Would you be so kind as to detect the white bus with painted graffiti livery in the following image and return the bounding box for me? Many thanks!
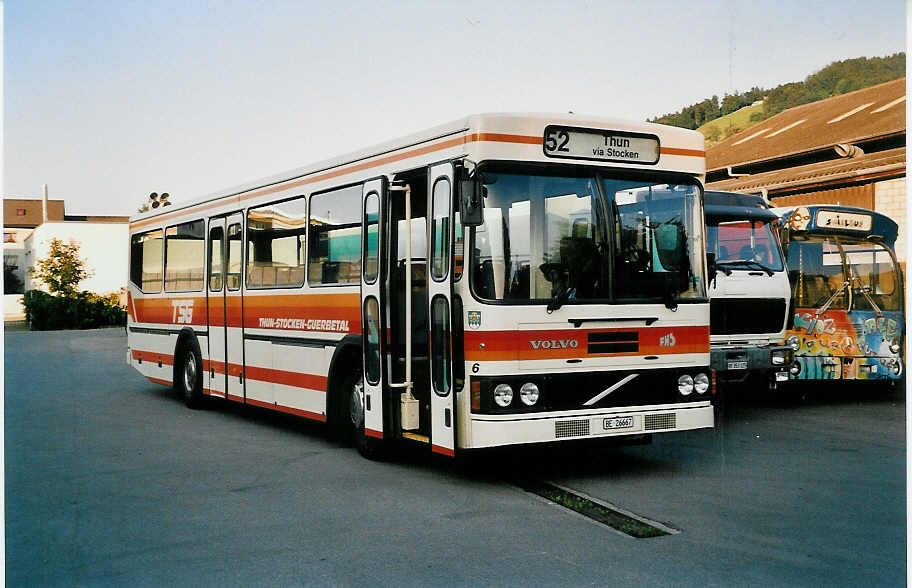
[127,113,714,459]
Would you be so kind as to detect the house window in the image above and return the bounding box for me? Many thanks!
[15,209,26,216]
[3,232,15,243]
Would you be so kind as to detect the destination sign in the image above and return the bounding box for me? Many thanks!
[816,210,872,232]
[543,126,659,164]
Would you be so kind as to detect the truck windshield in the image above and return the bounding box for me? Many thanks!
[470,168,706,305]
[706,219,784,272]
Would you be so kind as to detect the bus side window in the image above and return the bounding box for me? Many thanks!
[227,224,242,291]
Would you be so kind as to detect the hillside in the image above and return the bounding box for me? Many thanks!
[697,103,763,147]
[650,53,905,142]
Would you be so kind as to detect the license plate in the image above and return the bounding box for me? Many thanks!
[603,416,635,430]
[727,361,748,370]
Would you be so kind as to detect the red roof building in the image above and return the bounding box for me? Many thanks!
[705,78,906,261]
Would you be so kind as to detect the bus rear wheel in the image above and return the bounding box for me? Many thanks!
[177,338,204,409]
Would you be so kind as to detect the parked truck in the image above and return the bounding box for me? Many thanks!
[704,191,792,390]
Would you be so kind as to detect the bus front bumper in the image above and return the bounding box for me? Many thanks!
[467,402,713,449]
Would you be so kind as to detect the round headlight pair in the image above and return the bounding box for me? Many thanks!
[493,383,540,407]
[678,373,709,396]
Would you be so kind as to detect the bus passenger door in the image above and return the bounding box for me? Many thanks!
[361,178,387,439]
[206,218,227,398]
[225,215,245,402]
[427,163,456,456]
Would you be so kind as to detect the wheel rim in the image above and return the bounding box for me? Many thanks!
[183,350,198,394]
[349,376,364,429]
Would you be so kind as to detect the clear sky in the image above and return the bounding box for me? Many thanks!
[3,1,906,216]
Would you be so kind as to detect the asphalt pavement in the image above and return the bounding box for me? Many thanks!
[4,328,906,586]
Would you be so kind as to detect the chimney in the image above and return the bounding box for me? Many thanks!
[42,184,48,224]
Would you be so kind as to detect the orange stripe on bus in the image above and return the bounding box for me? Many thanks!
[130,131,703,230]
[660,146,705,157]
[432,445,455,457]
[245,398,327,422]
[146,376,172,387]
[244,366,328,391]
[464,326,709,361]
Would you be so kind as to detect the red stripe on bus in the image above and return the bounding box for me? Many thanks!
[463,326,709,361]
[244,398,327,422]
[432,445,455,457]
[146,376,172,387]
[660,146,705,157]
[227,393,244,403]
[243,366,328,391]
[364,428,384,439]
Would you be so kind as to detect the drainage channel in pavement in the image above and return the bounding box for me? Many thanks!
[515,479,679,539]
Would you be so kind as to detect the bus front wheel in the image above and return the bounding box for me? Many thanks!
[340,366,386,460]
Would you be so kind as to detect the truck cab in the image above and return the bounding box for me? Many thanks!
[704,191,792,389]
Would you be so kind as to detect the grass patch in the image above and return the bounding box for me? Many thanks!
[518,479,671,538]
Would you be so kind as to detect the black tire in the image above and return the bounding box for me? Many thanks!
[339,364,387,460]
[177,338,204,409]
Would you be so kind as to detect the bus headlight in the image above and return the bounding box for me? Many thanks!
[519,382,540,406]
[789,361,802,375]
[493,383,514,408]
[677,374,694,396]
[890,341,901,355]
[694,372,709,394]
[787,335,800,351]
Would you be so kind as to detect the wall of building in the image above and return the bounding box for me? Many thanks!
[874,177,906,264]
[24,222,129,295]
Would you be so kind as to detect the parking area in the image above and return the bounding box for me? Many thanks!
[5,328,906,586]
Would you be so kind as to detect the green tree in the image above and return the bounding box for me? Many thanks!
[29,238,94,297]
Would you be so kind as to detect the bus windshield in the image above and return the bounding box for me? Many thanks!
[786,235,901,312]
[470,169,705,305]
[707,219,784,272]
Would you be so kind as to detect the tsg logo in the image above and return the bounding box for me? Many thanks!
[529,339,579,350]
[171,299,194,324]
[659,333,677,347]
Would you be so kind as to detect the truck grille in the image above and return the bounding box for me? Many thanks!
[710,298,786,335]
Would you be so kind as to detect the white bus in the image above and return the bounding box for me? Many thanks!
[127,113,714,459]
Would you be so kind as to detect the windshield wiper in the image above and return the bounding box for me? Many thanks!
[716,259,774,276]
[546,286,575,314]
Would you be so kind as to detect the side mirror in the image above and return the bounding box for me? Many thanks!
[459,180,484,227]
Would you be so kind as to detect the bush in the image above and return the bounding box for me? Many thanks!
[23,290,127,331]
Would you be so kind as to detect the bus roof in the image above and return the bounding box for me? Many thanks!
[131,112,705,224]
[772,204,898,245]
